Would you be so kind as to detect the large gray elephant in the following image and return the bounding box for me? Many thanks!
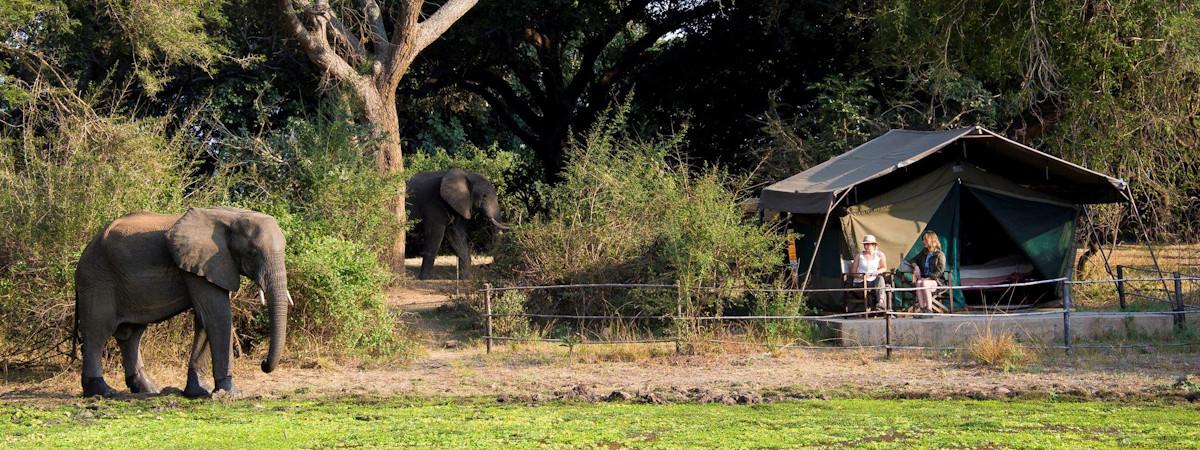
[407,168,508,279]
[74,207,291,397]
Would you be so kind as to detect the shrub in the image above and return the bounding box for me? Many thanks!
[749,289,816,351]
[492,104,787,318]
[265,213,418,358]
[0,86,221,366]
[219,96,419,359]
[489,290,533,340]
[218,96,403,258]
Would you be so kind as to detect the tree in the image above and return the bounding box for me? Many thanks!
[419,0,720,180]
[278,0,479,273]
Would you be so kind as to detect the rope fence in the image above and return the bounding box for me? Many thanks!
[479,275,1200,357]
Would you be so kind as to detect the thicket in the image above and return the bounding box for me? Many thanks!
[492,106,791,321]
[214,97,419,359]
[0,84,217,365]
[0,83,420,366]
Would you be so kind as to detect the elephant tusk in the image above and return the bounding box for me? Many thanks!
[491,217,511,231]
[287,291,294,307]
[258,289,266,306]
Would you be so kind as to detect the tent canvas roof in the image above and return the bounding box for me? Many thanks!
[759,126,1127,214]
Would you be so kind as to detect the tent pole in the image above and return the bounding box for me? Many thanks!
[800,190,850,291]
[1122,186,1171,295]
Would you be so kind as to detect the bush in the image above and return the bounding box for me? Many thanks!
[219,96,418,359]
[749,289,816,351]
[492,104,787,318]
[0,86,220,366]
[489,290,533,340]
[264,213,418,358]
[218,99,404,258]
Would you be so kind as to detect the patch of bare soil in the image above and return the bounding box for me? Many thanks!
[6,345,1200,405]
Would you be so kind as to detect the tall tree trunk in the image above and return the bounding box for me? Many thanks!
[363,90,407,276]
[279,0,479,280]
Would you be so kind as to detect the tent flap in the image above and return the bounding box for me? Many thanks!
[967,188,1078,280]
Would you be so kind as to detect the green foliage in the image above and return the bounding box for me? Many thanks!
[221,95,403,258]
[489,290,533,340]
[749,288,815,350]
[218,95,415,358]
[494,104,785,316]
[271,212,416,357]
[3,398,1200,448]
[872,0,1200,238]
[406,144,520,198]
[0,86,219,364]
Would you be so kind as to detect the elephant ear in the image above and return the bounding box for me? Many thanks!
[167,208,241,291]
[440,168,473,220]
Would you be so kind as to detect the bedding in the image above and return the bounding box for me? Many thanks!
[959,255,1035,286]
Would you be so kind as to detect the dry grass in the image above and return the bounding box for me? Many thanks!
[965,327,1036,371]
[1074,243,1199,310]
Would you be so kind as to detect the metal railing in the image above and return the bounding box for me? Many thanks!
[480,276,1200,357]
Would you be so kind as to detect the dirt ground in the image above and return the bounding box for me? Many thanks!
[4,255,1200,405]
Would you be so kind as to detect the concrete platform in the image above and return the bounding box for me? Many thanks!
[812,312,1178,347]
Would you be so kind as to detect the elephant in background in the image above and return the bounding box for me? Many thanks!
[74,207,292,397]
[407,168,509,279]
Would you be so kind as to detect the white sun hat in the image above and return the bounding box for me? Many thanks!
[861,235,878,245]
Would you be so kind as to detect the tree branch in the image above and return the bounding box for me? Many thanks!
[326,10,367,64]
[462,69,544,127]
[415,0,481,53]
[278,0,364,85]
[564,0,653,102]
[362,0,388,57]
[460,81,541,146]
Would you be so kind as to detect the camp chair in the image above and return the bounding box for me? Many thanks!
[893,259,952,313]
[840,260,893,313]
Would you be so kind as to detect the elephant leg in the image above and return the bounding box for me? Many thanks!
[183,313,212,398]
[115,324,158,394]
[79,327,116,397]
[447,222,472,279]
[185,276,235,394]
[77,289,117,397]
[418,220,446,280]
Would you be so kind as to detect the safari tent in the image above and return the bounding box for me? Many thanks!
[759,126,1128,310]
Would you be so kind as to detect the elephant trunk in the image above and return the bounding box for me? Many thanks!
[260,254,290,374]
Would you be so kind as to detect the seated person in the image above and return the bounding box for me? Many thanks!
[849,235,887,309]
[909,230,947,314]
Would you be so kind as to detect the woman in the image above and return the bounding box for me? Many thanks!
[849,235,887,309]
[909,230,947,315]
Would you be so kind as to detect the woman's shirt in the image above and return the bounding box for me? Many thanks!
[855,250,883,281]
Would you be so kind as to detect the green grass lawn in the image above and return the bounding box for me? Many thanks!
[3,397,1198,449]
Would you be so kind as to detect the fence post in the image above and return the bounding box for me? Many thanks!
[676,282,686,355]
[884,311,892,360]
[1062,281,1072,355]
[1116,265,1127,310]
[1174,272,1185,331]
[675,302,683,354]
[484,283,493,354]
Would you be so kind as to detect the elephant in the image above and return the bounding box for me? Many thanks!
[407,168,509,280]
[73,207,292,397]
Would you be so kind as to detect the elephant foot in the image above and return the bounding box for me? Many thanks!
[81,377,115,398]
[213,377,236,396]
[125,374,159,394]
[183,371,211,398]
